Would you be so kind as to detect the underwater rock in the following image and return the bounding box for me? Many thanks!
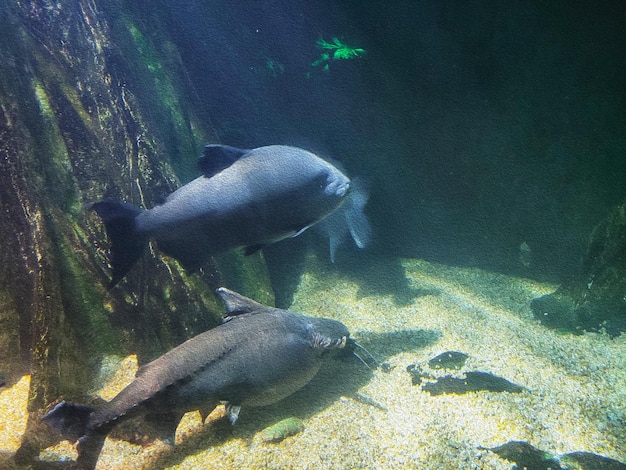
[421,371,525,395]
[2,1,274,464]
[559,451,626,470]
[480,441,561,469]
[531,199,626,335]
[259,417,305,443]
[428,351,468,370]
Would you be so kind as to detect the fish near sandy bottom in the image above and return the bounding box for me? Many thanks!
[91,144,357,288]
[41,287,357,469]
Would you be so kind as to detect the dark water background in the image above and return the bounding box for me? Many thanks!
[106,0,626,282]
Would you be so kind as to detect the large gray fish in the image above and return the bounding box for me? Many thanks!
[91,145,356,287]
[42,288,370,469]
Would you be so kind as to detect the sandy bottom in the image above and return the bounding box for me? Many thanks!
[2,257,625,469]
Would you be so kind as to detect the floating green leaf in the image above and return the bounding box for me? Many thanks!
[311,37,366,71]
[316,37,366,60]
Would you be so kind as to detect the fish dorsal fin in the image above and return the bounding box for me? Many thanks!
[198,145,250,178]
[215,287,266,316]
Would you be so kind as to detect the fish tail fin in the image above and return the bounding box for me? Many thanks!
[42,401,108,469]
[89,200,145,288]
[41,401,94,442]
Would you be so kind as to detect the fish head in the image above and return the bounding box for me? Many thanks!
[305,317,351,357]
[322,167,350,199]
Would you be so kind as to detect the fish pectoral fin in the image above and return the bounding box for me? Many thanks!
[156,238,210,271]
[199,144,250,178]
[220,402,241,425]
[290,226,310,238]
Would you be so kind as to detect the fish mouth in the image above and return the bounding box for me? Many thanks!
[324,175,350,198]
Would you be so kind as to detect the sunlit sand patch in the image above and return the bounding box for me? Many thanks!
[21,258,626,468]
[0,375,30,453]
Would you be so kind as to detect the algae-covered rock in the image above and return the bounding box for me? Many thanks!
[0,1,272,465]
[532,200,626,335]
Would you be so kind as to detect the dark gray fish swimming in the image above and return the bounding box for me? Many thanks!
[91,145,357,288]
[42,287,359,469]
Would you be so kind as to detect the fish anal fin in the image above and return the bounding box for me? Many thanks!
[199,145,250,178]
[143,410,184,444]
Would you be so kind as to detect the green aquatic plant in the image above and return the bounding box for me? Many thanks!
[317,37,366,60]
[265,59,285,75]
[311,37,366,71]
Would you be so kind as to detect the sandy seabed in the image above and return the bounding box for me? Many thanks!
[2,258,625,469]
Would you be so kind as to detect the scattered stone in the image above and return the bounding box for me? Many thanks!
[259,417,305,443]
[428,351,468,370]
[531,199,626,336]
[349,392,387,411]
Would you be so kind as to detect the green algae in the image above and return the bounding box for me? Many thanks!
[259,417,305,443]
[31,78,81,214]
[0,4,278,464]
[119,16,201,179]
[214,251,275,307]
[317,37,366,60]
